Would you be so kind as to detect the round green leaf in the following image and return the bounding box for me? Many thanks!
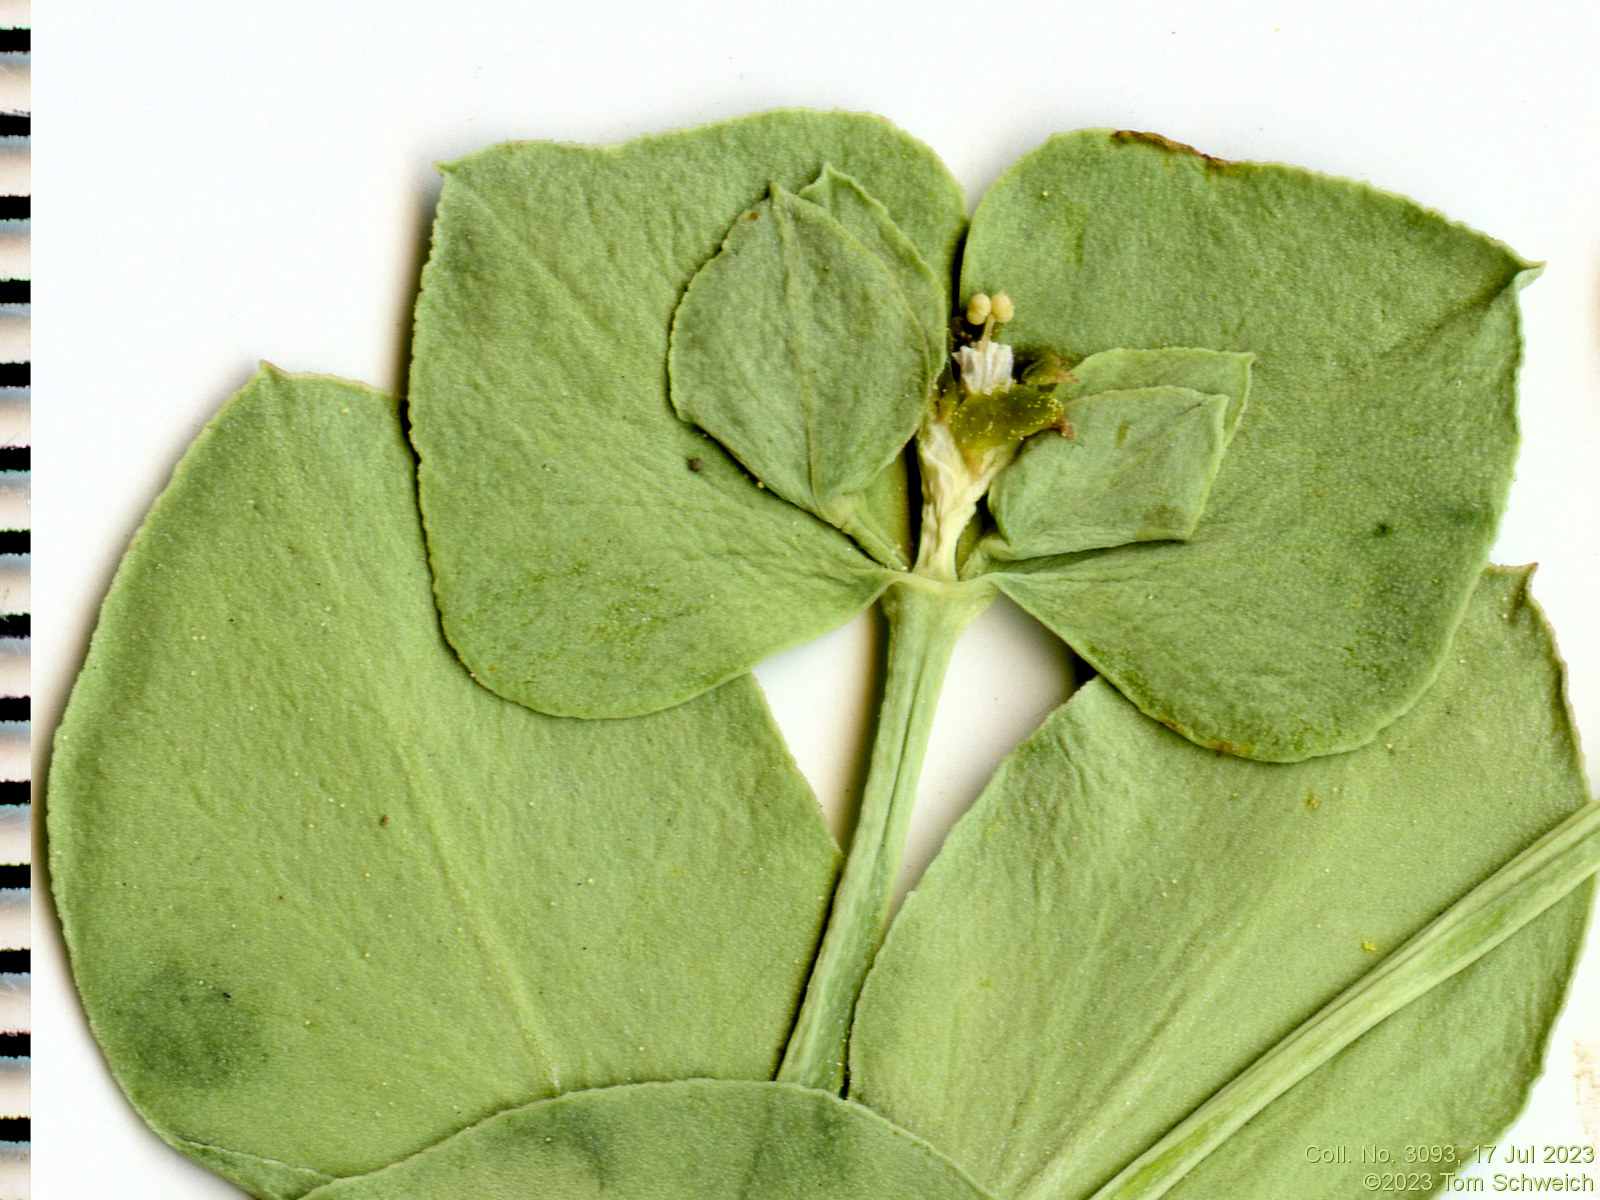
[850,568,1590,1200]
[49,370,840,1198]
[963,131,1533,760]
[409,110,966,718]
[669,186,930,558]
[301,1081,997,1200]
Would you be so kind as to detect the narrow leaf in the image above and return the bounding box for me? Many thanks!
[1092,794,1600,1200]
[850,567,1591,1200]
[850,451,916,572]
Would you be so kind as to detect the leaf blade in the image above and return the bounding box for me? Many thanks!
[409,111,966,716]
[302,1081,999,1200]
[49,370,841,1195]
[965,131,1531,759]
[986,386,1229,559]
[1051,347,1253,442]
[799,163,950,378]
[668,186,931,548]
[850,567,1591,1200]
[1091,795,1600,1200]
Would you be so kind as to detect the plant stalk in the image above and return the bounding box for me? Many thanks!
[1079,796,1600,1200]
[778,575,993,1093]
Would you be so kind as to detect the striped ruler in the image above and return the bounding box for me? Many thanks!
[0,18,27,1197]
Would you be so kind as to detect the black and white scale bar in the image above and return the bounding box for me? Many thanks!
[0,17,28,1165]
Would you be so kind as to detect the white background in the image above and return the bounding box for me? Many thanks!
[32,2,1600,1195]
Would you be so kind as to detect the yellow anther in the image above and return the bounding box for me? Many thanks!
[990,291,1015,323]
[965,293,992,325]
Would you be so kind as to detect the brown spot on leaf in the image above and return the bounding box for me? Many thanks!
[1111,130,1233,169]
[687,457,704,472]
[379,814,391,827]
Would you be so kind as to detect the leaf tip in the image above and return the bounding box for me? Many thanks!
[1511,261,1546,290]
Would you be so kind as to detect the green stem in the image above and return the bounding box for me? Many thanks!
[778,575,994,1093]
[1080,796,1600,1200]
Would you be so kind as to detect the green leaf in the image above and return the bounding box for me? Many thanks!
[1049,347,1253,441]
[851,451,916,573]
[850,568,1591,1200]
[1091,792,1600,1200]
[669,185,931,564]
[794,164,954,568]
[985,387,1229,560]
[409,110,966,717]
[798,164,950,378]
[963,131,1534,760]
[301,1081,998,1200]
[48,370,840,1198]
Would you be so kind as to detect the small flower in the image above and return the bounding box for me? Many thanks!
[955,291,1017,395]
[953,340,1014,396]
